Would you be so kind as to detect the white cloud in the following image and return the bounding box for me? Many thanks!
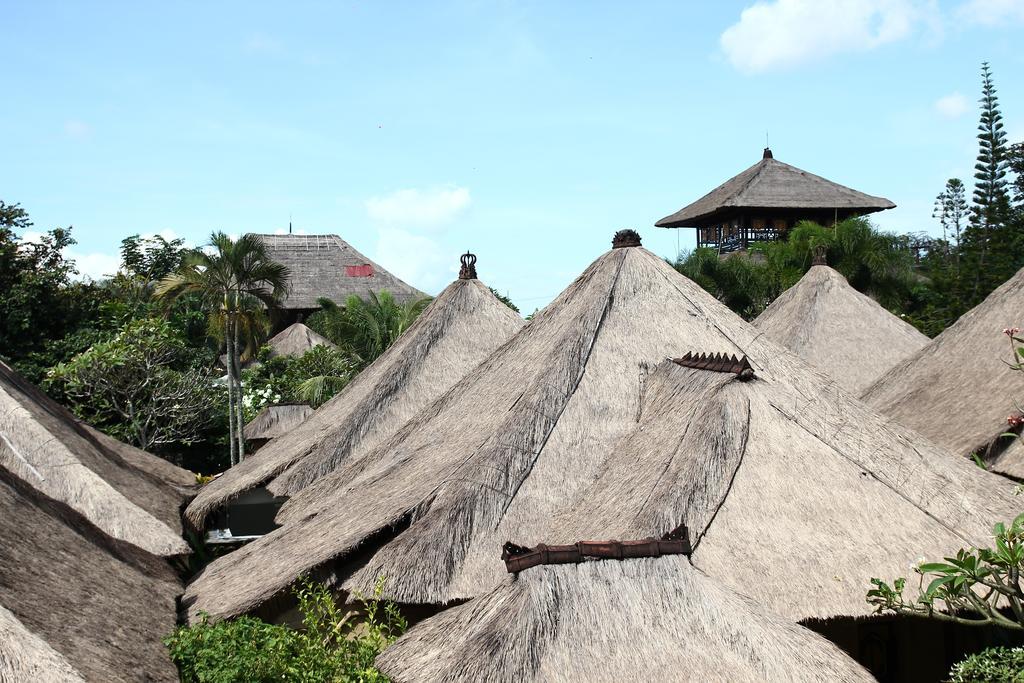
[64,120,92,140]
[720,0,939,74]
[365,186,471,230]
[68,250,121,280]
[374,228,449,293]
[935,92,969,118]
[956,0,1024,25]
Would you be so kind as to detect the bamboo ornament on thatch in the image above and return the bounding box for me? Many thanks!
[501,524,691,574]
[184,255,524,531]
[182,233,1017,627]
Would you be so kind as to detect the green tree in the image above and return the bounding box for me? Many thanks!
[488,287,520,313]
[46,319,220,454]
[934,178,969,263]
[157,233,290,466]
[307,291,431,370]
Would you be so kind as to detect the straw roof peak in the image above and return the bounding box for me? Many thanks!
[754,264,928,394]
[266,322,336,359]
[0,361,193,556]
[182,243,1015,624]
[184,274,524,531]
[862,264,1024,478]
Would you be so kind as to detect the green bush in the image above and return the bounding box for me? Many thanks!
[950,647,1024,682]
[165,579,406,682]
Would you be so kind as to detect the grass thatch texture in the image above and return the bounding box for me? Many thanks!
[266,322,337,359]
[242,403,314,442]
[0,464,182,682]
[376,556,874,683]
[183,246,1016,623]
[0,362,191,556]
[755,265,928,394]
[0,605,85,683]
[861,265,1024,478]
[184,278,523,530]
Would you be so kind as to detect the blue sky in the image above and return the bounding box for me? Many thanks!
[3,1,1023,311]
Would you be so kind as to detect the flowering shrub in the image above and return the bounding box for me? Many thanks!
[165,578,405,683]
[949,647,1024,682]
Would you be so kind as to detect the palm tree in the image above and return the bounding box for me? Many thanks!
[310,291,431,369]
[156,232,290,466]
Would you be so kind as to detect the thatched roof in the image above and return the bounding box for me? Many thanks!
[862,265,1024,479]
[0,361,193,556]
[377,556,873,683]
[655,150,895,228]
[0,463,181,682]
[182,242,1015,622]
[243,403,314,442]
[254,233,426,310]
[266,322,337,359]
[754,264,929,394]
[184,274,524,531]
[0,605,85,682]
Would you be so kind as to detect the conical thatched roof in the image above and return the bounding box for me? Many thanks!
[266,322,337,359]
[184,273,524,531]
[862,266,1024,479]
[243,403,315,442]
[655,150,895,228]
[0,463,181,682]
[377,556,873,683]
[183,241,1014,622]
[0,361,192,556]
[754,264,929,394]
[254,233,426,310]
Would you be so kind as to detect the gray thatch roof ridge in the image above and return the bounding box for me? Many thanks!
[252,233,426,310]
[376,556,874,683]
[0,605,85,682]
[266,322,337,359]
[655,152,895,228]
[243,403,314,441]
[862,264,1024,479]
[754,264,929,394]
[0,463,181,682]
[0,361,191,556]
[181,243,1015,623]
[183,276,524,531]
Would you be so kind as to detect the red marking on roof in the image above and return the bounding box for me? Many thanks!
[345,264,374,277]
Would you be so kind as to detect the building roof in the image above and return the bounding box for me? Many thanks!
[181,239,1015,623]
[0,361,193,556]
[243,403,315,442]
[377,556,873,683]
[655,149,896,228]
[184,266,524,531]
[0,463,181,682]
[862,265,1024,479]
[754,265,929,394]
[266,322,337,359]
[254,233,426,310]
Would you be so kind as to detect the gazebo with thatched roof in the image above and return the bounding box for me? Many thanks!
[754,259,929,394]
[243,403,315,452]
[862,265,1024,479]
[0,361,194,556]
[0,462,181,682]
[655,148,895,253]
[181,229,1014,657]
[184,252,524,533]
[253,233,426,324]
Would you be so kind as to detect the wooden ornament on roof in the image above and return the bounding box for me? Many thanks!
[501,525,691,574]
[458,252,478,280]
[671,352,754,380]
[612,229,642,249]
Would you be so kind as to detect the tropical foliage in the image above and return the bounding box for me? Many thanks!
[157,233,290,466]
[165,578,406,683]
[949,647,1024,683]
[307,291,431,370]
[241,344,357,420]
[45,319,222,454]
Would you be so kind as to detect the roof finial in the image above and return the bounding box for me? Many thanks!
[811,244,827,266]
[612,229,642,249]
[289,214,293,234]
[459,251,478,280]
[763,146,773,160]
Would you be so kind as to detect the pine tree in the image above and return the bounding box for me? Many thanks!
[972,62,1011,230]
[934,178,968,262]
